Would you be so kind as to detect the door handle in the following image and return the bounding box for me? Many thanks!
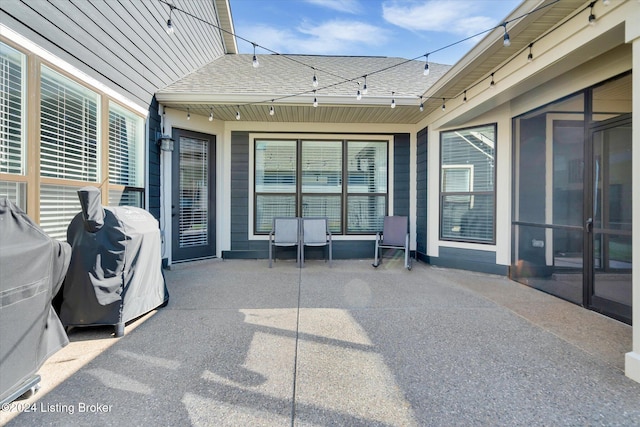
[585,217,593,232]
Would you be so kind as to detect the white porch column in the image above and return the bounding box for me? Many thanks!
[625,18,640,384]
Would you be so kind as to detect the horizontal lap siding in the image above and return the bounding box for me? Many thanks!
[393,134,410,217]
[147,98,161,220]
[416,127,427,260]
[1,0,225,108]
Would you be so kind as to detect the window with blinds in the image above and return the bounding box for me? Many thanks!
[254,138,388,235]
[39,184,83,241]
[255,140,297,233]
[108,102,143,187]
[440,124,496,243]
[40,65,99,181]
[346,141,387,233]
[0,180,26,210]
[0,42,26,176]
[179,137,209,248]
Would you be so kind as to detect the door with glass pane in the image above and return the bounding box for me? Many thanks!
[586,117,632,323]
[171,129,215,262]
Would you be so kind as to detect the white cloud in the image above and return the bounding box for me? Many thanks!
[382,0,501,36]
[243,20,389,55]
[304,0,362,14]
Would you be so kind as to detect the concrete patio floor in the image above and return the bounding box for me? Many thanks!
[2,258,639,426]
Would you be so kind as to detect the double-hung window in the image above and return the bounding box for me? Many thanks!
[39,65,100,240]
[440,124,496,243]
[254,138,388,235]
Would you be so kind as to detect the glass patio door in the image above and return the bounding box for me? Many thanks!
[586,118,632,323]
[171,129,216,262]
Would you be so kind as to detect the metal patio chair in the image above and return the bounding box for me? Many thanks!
[269,217,301,267]
[372,216,411,270]
[301,217,332,267]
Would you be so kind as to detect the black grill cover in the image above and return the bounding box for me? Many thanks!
[59,187,168,334]
[0,198,70,404]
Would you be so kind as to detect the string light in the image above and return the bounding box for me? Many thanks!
[356,88,362,101]
[419,96,424,112]
[463,90,467,103]
[187,107,190,120]
[441,98,446,111]
[313,90,318,107]
[209,107,213,121]
[159,0,588,118]
[502,23,511,47]
[270,100,275,116]
[252,43,259,68]
[390,92,395,109]
[236,108,240,120]
[166,5,175,35]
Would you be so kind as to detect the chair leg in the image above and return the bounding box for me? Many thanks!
[328,241,332,267]
[269,242,273,268]
[300,244,304,268]
[372,238,380,267]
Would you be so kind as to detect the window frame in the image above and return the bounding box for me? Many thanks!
[251,135,392,237]
[0,37,146,240]
[439,123,497,244]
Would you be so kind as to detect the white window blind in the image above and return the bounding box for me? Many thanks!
[346,141,387,233]
[255,140,296,193]
[301,141,342,193]
[0,180,26,210]
[179,137,209,248]
[40,65,99,181]
[0,42,26,175]
[440,125,496,243]
[39,184,83,241]
[109,102,143,188]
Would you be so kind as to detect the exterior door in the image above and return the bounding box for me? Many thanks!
[171,129,216,262]
[585,117,632,323]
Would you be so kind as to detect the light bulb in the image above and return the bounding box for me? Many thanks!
[463,91,467,103]
[362,76,368,95]
[166,19,174,35]
[313,97,318,108]
[269,105,275,116]
[503,32,510,47]
[419,103,424,112]
[312,73,318,88]
[391,99,395,109]
[209,109,213,121]
[236,110,240,120]
[490,74,495,89]
[187,108,190,120]
[356,89,362,101]
[423,62,429,76]
[441,99,446,111]
[252,44,259,68]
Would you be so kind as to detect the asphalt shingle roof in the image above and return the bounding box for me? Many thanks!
[160,54,450,101]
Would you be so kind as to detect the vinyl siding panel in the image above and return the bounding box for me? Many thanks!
[416,127,428,259]
[393,133,410,217]
[1,0,226,108]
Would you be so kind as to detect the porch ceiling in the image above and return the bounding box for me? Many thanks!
[421,0,589,113]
